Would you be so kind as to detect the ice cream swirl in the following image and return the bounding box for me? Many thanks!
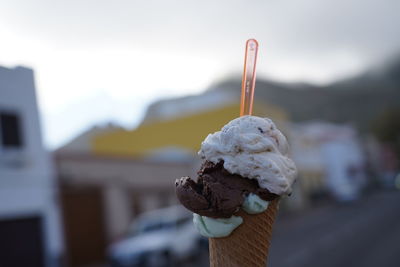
[199,115,297,195]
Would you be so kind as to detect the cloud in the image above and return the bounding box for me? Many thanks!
[2,0,399,59]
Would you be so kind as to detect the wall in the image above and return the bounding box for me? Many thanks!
[92,102,288,157]
[0,66,63,267]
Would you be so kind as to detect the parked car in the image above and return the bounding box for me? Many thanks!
[108,205,207,267]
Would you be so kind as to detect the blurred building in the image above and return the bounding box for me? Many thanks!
[290,121,367,203]
[0,66,64,267]
[55,90,288,266]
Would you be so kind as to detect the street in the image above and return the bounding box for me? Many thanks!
[268,190,400,267]
[103,190,400,267]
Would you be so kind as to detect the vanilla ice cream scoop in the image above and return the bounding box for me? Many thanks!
[199,115,297,195]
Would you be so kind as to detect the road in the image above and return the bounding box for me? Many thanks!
[268,190,400,267]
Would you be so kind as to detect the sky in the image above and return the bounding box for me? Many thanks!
[0,0,399,149]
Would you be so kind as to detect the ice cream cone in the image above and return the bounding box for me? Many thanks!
[209,198,279,267]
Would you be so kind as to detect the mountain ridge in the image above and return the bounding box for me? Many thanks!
[143,57,400,132]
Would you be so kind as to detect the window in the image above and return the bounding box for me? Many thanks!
[0,112,23,148]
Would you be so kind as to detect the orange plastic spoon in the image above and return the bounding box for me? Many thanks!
[240,39,259,116]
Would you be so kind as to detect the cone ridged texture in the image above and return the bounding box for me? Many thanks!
[209,199,279,267]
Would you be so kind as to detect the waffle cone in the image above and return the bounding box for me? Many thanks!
[209,198,279,267]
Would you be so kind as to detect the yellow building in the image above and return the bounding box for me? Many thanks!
[92,102,288,157]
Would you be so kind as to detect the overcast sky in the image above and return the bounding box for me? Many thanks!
[1,0,399,148]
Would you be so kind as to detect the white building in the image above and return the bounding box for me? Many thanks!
[0,66,63,267]
[290,121,366,202]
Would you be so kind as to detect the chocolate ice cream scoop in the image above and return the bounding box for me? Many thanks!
[175,161,278,218]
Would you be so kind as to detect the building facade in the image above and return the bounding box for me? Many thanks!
[290,121,367,203]
[0,66,64,267]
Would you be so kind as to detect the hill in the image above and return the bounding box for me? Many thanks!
[143,57,400,133]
